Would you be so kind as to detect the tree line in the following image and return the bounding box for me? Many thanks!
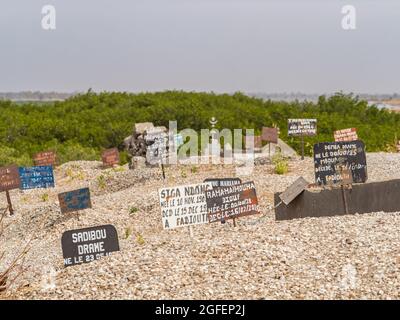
[1,91,399,166]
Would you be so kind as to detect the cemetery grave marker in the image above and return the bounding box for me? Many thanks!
[158,182,213,230]
[58,187,92,214]
[33,151,57,167]
[288,119,317,160]
[279,177,309,205]
[206,181,260,223]
[61,224,120,267]
[19,166,55,190]
[0,165,20,215]
[313,140,367,186]
[334,128,358,142]
[146,129,169,179]
[101,148,120,167]
[262,127,279,157]
[203,178,242,226]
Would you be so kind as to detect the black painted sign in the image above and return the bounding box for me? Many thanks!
[205,181,260,223]
[288,119,317,136]
[61,224,120,267]
[313,140,367,185]
[203,178,242,188]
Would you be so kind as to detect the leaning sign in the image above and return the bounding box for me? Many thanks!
[313,140,367,185]
[61,224,120,267]
[205,181,260,223]
[58,187,92,214]
[158,182,212,229]
[19,166,55,190]
[288,119,317,136]
[334,128,358,142]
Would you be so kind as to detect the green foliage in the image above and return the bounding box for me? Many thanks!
[0,91,399,166]
[272,152,289,175]
[129,206,138,215]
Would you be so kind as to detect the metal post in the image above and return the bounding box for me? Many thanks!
[301,135,305,160]
[341,185,349,215]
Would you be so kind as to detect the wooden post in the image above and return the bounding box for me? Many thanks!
[341,185,349,215]
[161,163,166,180]
[5,190,14,215]
[301,135,305,160]
[233,217,237,227]
[189,225,194,238]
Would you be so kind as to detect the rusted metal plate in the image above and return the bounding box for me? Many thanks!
[279,177,309,205]
[288,119,317,136]
[206,181,260,223]
[101,148,120,167]
[61,224,120,267]
[262,127,278,144]
[334,128,358,142]
[245,135,262,149]
[314,140,367,185]
[0,165,21,192]
[34,151,56,166]
[58,187,92,214]
[275,179,400,221]
[158,182,213,229]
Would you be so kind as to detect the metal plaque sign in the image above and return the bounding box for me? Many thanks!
[33,151,56,167]
[58,187,92,214]
[0,165,21,192]
[313,140,367,185]
[158,182,213,229]
[334,128,358,142]
[206,181,260,223]
[262,127,278,144]
[203,178,242,188]
[61,224,120,267]
[288,119,317,136]
[245,135,262,149]
[279,177,309,205]
[19,166,55,190]
[101,148,120,167]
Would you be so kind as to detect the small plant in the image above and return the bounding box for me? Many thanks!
[112,166,125,173]
[129,207,139,215]
[136,233,145,245]
[181,170,187,178]
[190,166,198,174]
[272,152,289,175]
[97,174,107,190]
[41,193,49,202]
[124,227,132,239]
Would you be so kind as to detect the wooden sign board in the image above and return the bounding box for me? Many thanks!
[279,177,309,205]
[0,165,21,192]
[245,135,262,149]
[262,127,278,144]
[33,151,56,167]
[203,178,242,188]
[19,166,55,190]
[158,182,213,229]
[313,140,367,186]
[334,128,358,142]
[58,187,92,214]
[288,119,317,136]
[101,148,120,167]
[206,181,260,223]
[61,225,120,267]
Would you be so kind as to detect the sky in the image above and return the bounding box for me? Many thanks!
[0,0,399,94]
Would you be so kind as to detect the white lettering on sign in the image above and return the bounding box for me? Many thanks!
[72,229,107,243]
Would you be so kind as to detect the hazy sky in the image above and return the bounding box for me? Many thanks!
[1,0,399,93]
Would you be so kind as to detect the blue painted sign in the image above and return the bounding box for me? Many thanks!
[58,188,92,214]
[19,166,55,190]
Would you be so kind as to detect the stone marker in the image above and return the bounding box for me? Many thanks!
[61,224,120,267]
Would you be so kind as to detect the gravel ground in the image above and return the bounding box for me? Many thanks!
[1,153,400,299]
